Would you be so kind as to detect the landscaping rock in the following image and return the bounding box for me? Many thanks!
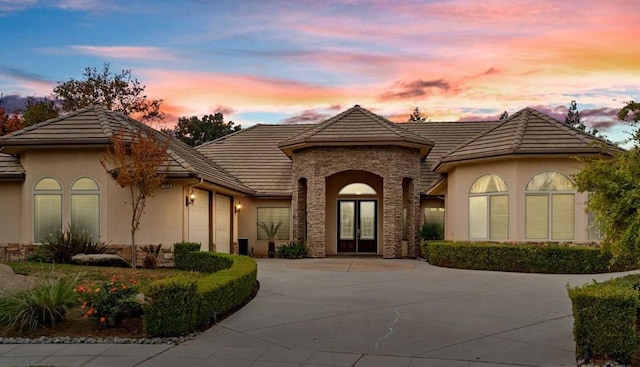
[0,264,35,292]
[71,253,130,267]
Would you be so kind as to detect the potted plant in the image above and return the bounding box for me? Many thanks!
[258,221,282,258]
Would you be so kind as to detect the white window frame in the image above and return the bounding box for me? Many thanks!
[257,207,291,241]
[71,177,101,241]
[525,171,575,241]
[33,177,63,244]
[468,174,509,240]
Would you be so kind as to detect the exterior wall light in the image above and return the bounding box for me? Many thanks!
[235,202,242,213]
[186,191,196,206]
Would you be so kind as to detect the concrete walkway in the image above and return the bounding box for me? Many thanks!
[0,258,634,367]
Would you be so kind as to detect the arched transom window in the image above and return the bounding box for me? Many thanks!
[34,177,62,243]
[525,171,575,241]
[71,177,100,241]
[338,183,376,195]
[469,174,509,240]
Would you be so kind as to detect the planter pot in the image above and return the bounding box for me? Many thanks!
[268,241,276,258]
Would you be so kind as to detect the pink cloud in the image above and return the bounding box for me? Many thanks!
[281,109,329,124]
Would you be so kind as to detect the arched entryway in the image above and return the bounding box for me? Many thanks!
[326,171,383,255]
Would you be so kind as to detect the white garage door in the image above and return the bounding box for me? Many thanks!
[188,188,210,251]
[215,194,231,253]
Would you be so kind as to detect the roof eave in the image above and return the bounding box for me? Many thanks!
[0,174,25,181]
[433,148,614,172]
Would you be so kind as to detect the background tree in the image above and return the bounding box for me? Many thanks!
[565,100,586,130]
[408,107,427,122]
[54,63,163,122]
[0,107,23,136]
[170,112,241,146]
[574,100,640,260]
[100,129,169,268]
[21,97,60,127]
[499,111,509,120]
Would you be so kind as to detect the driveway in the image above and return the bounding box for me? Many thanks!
[166,258,630,367]
[0,258,632,367]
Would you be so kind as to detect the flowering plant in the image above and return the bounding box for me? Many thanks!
[74,275,143,327]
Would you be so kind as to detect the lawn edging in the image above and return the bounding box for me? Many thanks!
[143,251,257,337]
[568,275,640,364]
[423,241,635,274]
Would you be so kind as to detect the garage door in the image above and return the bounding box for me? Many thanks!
[215,194,231,253]
[188,188,210,251]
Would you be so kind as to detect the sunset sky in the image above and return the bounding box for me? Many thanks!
[1,0,638,143]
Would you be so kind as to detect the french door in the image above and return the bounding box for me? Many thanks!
[338,200,377,253]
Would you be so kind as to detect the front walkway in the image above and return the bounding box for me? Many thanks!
[0,258,634,367]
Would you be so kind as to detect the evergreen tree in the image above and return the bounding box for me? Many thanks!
[408,107,427,122]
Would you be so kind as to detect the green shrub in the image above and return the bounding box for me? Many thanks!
[277,242,308,259]
[42,224,108,264]
[142,274,199,336]
[25,246,52,263]
[0,275,78,334]
[568,280,639,363]
[420,222,444,241]
[424,241,633,274]
[74,275,143,327]
[175,250,233,273]
[173,242,200,263]
[143,253,257,337]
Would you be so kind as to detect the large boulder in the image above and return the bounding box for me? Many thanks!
[0,264,35,292]
[71,253,130,268]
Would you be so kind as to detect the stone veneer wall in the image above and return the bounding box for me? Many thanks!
[291,146,422,259]
[0,243,177,267]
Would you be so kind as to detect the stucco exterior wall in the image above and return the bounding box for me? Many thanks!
[13,148,183,247]
[444,157,590,242]
[237,197,293,257]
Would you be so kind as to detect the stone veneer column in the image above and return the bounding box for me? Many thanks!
[405,178,419,258]
[306,176,326,257]
[383,178,403,258]
[291,178,307,245]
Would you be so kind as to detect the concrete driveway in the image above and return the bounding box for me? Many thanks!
[0,258,633,367]
[168,258,631,367]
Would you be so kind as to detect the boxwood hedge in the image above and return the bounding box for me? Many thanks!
[568,275,640,364]
[423,241,636,274]
[143,250,257,337]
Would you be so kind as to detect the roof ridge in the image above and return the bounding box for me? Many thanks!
[510,108,529,152]
[358,106,412,138]
[439,116,506,159]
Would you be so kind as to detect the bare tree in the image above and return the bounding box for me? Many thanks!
[100,129,169,267]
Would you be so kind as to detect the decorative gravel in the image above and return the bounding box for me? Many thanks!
[578,359,629,367]
[0,333,199,345]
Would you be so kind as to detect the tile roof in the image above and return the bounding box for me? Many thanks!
[197,124,309,197]
[278,105,434,157]
[0,153,24,180]
[0,106,252,194]
[433,107,619,171]
[403,121,499,191]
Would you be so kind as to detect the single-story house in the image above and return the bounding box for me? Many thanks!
[0,104,616,263]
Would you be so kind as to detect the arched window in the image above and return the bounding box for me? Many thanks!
[338,183,376,195]
[34,177,62,243]
[71,177,100,240]
[469,174,509,240]
[525,171,575,241]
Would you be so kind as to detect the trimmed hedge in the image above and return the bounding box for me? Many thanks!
[568,276,640,363]
[423,241,635,274]
[143,252,257,337]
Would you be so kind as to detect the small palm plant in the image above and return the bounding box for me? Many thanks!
[258,221,282,258]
